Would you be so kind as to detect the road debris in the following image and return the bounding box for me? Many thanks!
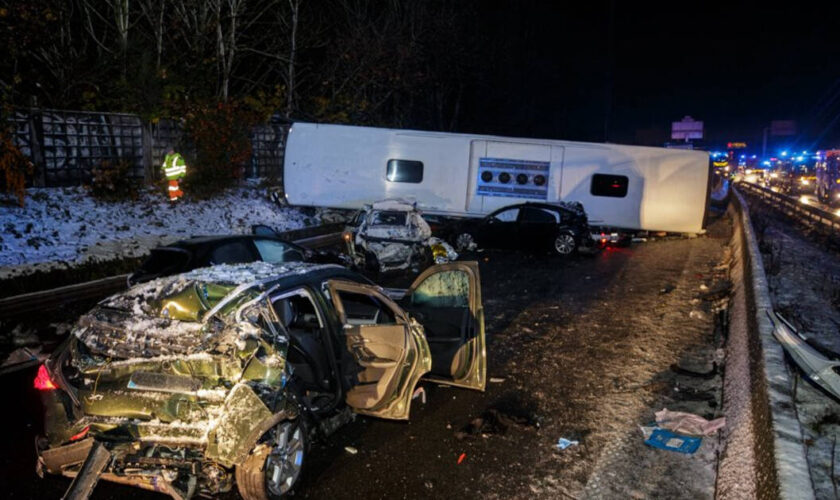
[489,377,506,383]
[344,446,359,455]
[644,428,702,454]
[555,438,579,450]
[689,310,706,320]
[655,409,725,436]
[457,453,466,465]
[412,386,427,404]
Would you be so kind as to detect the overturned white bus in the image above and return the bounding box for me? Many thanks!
[283,122,712,233]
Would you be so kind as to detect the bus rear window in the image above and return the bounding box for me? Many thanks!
[591,174,628,198]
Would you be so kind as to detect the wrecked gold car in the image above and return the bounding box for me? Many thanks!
[35,261,485,499]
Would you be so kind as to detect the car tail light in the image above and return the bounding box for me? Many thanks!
[34,364,57,391]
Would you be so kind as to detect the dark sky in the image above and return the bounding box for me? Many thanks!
[461,1,840,152]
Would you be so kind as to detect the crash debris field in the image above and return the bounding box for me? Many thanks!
[2,210,734,499]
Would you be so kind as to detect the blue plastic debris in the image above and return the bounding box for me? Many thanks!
[644,428,702,454]
[556,438,579,450]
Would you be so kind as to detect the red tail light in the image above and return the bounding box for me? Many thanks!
[34,364,57,391]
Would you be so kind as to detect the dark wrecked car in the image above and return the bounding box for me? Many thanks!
[36,261,486,499]
[128,231,340,285]
[444,202,598,255]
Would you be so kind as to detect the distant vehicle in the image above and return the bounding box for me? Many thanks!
[442,202,597,256]
[343,199,456,273]
[128,231,338,285]
[36,261,487,499]
[284,122,712,233]
[816,150,840,205]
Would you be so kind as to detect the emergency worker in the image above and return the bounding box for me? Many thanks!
[161,149,186,201]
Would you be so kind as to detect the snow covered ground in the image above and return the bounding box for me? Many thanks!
[0,184,315,279]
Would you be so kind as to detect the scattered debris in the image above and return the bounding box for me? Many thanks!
[344,446,359,455]
[659,284,676,295]
[771,312,840,400]
[489,377,506,383]
[455,407,539,440]
[457,453,466,465]
[689,310,706,320]
[412,386,427,404]
[555,438,579,450]
[655,409,725,436]
[644,428,702,454]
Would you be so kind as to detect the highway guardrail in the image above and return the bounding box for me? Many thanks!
[0,226,343,318]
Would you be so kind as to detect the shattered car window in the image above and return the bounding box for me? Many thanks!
[371,211,407,226]
[254,239,304,264]
[493,208,519,222]
[411,270,469,308]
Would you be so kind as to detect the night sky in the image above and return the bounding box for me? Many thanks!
[460,1,840,152]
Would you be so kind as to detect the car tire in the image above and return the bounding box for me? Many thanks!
[455,233,475,252]
[236,419,308,500]
[553,232,577,256]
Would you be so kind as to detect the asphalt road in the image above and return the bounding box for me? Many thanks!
[1,211,732,499]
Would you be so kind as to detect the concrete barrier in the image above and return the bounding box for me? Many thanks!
[716,188,814,499]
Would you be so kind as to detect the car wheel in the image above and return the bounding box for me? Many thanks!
[236,420,307,500]
[553,233,576,256]
[455,233,475,252]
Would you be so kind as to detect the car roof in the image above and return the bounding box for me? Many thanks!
[104,262,369,322]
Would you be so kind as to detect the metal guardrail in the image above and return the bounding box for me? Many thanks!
[0,227,343,318]
[736,181,840,239]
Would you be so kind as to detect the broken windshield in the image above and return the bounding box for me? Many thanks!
[371,211,407,226]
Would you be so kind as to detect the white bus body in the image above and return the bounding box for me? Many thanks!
[284,122,712,233]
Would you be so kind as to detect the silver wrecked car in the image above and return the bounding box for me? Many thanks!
[342,199,457,273]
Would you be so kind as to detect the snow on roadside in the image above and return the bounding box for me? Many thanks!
[0,184,314,279]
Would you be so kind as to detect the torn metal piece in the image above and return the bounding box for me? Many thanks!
[771,312,840,400]
[62,440,112,500]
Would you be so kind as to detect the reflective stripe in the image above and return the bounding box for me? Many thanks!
[168,186,180,191]
[165,167,186,175]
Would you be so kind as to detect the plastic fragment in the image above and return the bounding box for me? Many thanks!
[412,386,427,404]
[457,453,466,464]
[344,446,358,455]
[489,377,506,383]
[555,438,579,450]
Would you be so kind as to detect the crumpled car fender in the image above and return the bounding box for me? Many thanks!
[205,383,294,467]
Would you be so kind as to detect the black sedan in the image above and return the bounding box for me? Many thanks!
[128,233,336,285]
[445,202,597,256]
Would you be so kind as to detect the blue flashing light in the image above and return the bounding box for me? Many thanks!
[762,160,771,166]
[781,150,788,156]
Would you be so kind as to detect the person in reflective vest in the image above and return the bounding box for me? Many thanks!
[162,149,186,201]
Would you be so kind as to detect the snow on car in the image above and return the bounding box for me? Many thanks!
[35,260,486,499]
[342,199,457,273]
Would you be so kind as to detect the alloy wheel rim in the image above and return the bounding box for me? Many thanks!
[555,234,575,254]
[265,423,304,496]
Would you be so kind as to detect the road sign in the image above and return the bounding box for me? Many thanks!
[671,116,704,140]
[770,120,796,136]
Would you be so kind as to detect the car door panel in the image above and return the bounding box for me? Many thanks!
[402,262,486,391]
[327,280,431,420]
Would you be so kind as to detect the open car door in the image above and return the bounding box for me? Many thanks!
[327,280,432,420]
[402,262,486,391]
